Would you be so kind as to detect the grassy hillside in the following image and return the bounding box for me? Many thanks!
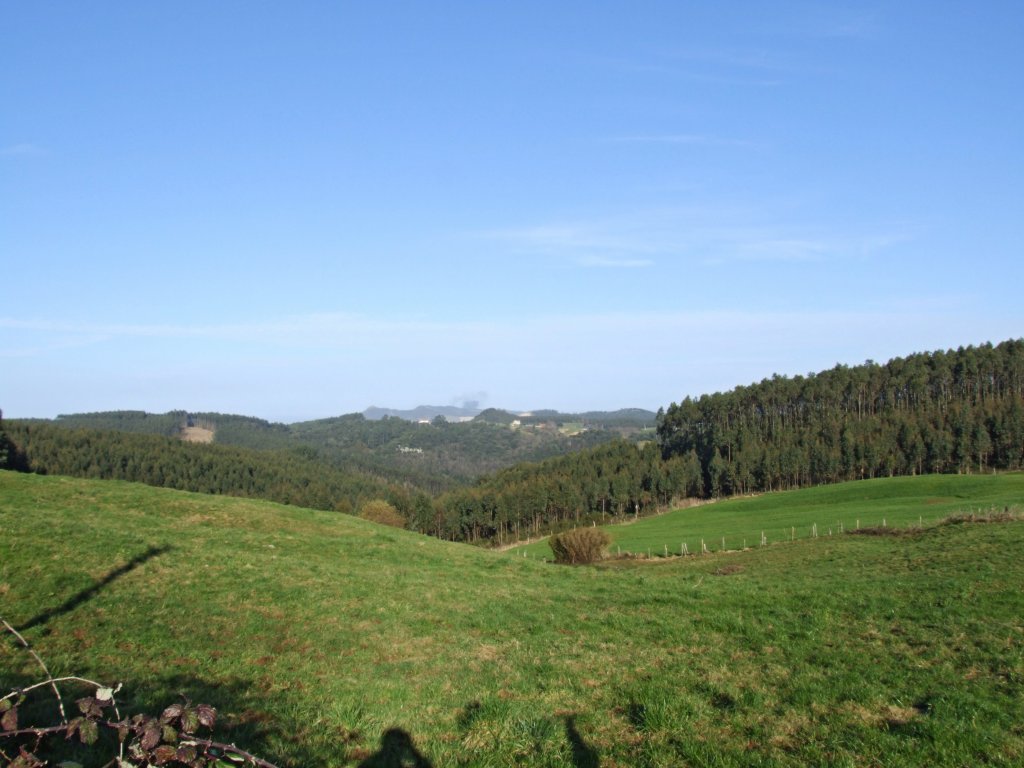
[2,471,1022,766]
[512,473,1024,559]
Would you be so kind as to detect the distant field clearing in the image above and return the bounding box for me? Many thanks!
[180,426,214,443]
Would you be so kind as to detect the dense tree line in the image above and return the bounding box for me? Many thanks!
[0,410,18,470]
[29,410,626,494]
[50,410,188,437]
[424,440,703,543]
[1,421,430,519]
[427,340,1024,544]
[474,407,657,429]
[7,341,1020,548]
[658,340,1024,495]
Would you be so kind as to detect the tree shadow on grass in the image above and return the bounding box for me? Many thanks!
[15,544,172,633]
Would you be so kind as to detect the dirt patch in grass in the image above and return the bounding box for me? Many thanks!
[940,508,1021,525]
[849,507,1021,537]
[848,526,922,537]
[836,701,924,730]
[180,426,215,443]
[475,644,500,662]
[883,704,922,728]
[713,565,744,576]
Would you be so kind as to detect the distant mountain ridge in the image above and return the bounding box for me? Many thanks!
[363,404,481,422]
[25,404,652,494]
[364,404,658,427]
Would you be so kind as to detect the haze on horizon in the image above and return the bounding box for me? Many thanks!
[2,2,1022,423]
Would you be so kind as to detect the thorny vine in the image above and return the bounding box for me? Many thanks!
[1,617,279,768]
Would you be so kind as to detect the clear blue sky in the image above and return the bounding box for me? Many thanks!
[3,2,1022,422]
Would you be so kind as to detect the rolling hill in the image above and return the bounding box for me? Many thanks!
[2,470,1022,766]
[39,407,647,493]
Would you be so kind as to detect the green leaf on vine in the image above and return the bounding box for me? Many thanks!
[78,719,99,746]
[181,709,200,733]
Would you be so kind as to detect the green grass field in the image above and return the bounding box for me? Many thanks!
[2,470,1023,766]
[511,473,1024,560]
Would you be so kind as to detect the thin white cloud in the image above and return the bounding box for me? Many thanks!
[576,256,654,268]
[760,10,880,41]
[605,44,791,87]
[734,238,831,262]
[4,305,1015,420]
[1,143,46,157]
[476,209,916,266]
[605,134,753,147]
[0,304,977,355]
[616,61,783,87]
[0,334,112,358]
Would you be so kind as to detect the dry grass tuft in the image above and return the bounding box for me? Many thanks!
[550,527,611,564]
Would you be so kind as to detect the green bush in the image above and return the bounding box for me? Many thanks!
[359,499,407,528]
[549,527,611,564]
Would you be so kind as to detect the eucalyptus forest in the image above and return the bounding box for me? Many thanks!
[3,339,1022,546]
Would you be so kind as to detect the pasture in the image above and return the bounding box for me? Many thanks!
[2,470,1022,766]
[511,473,1024,560]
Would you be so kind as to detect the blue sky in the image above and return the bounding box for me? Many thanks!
[3,2,1022,422]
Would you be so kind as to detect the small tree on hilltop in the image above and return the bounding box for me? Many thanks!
[549,528,610,565]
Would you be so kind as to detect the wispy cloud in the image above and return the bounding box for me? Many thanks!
[3,305,1008,419]
[604,134,753,148]
[615,60,783,87]
[759,10,880,41]
[0,305,977,356]
[478,222,664,256]
[605,44,791,87]
[476,209,916,267]
[1,143,46,157]
[576,256,654,268]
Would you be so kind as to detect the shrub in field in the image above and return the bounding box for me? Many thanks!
[359,499,406,528]
[549,528,610,564]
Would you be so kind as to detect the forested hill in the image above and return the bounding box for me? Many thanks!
[658,339,1024,494]
[1,420,429,518]
[428,340,1024,544]
[38,409,638,493]
[9,340,1021,547]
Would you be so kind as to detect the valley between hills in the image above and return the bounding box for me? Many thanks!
[2,339,1023,766]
